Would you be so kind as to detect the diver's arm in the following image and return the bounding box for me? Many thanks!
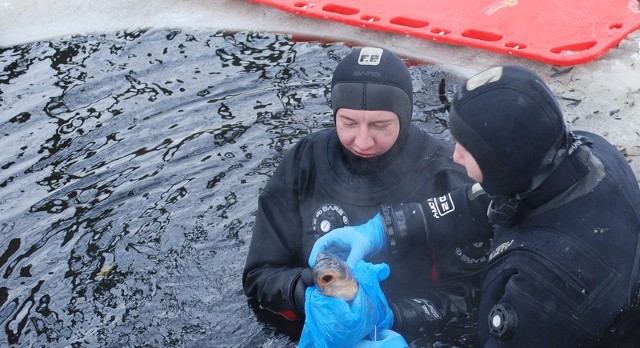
[242,143,312,320]
[390,282,481,341]
[381,184,490,339]
[242,188,310,320]
[308,184,493,270]
[381,183,492,254]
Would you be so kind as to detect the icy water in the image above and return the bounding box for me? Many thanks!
[0,28,469,347]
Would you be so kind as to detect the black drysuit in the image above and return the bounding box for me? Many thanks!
[390,131,640,346]
[480,132,640,346]
[242,124,493,340]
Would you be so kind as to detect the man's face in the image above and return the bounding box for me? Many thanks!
[453,142,483,183]
[335,108,400,158]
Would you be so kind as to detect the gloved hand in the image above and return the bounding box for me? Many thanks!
[389,298,444,340]
[354,329,409,348]
[298,260,394,348]
[309,213,386,268]
[293,268,314,316]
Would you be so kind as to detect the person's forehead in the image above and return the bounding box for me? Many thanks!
[336,108,399,120]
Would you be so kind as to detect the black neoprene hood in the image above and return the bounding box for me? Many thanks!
[330,47,413,142]
[449,65,567,197]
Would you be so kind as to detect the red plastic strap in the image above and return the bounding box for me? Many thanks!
[430,252,439,283]
[248,0,640,65]
[278,309,300,320]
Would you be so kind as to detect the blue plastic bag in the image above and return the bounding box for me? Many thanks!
[354,329,409,348]
[298,260,394,348]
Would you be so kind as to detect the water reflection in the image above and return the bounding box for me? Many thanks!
[0,28,465,347]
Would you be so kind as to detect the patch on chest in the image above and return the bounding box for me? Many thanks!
[456,240,491,264]
[312,204,350,235]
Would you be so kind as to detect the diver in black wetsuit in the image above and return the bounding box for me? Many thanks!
[242,47,492,344]
[311,65,640,346]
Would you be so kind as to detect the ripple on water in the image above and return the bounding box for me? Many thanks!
[0,28,469,347]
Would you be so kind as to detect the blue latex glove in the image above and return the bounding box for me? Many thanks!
[298,260,394,348]
[354,329,409,348]
[309,213,386,268]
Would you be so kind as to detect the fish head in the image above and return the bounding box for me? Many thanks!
[312,252,359,301]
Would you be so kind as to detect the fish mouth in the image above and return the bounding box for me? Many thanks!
[312,252,359,301]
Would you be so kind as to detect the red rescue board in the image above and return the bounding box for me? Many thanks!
[248,0,640,65]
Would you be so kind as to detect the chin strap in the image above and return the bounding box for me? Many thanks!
[487,196,526,228]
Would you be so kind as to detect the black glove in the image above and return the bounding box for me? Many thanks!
[390,298,445,340]
[292,268,314,317]
[391,283,480,340]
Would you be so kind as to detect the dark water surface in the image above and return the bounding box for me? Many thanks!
[0,28,468,347]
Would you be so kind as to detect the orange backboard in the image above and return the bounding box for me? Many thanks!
[248,0,640,65]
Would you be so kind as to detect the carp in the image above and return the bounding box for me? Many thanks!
[312,252,359,301]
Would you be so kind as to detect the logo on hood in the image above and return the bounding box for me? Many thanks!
[358,47,383,66]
